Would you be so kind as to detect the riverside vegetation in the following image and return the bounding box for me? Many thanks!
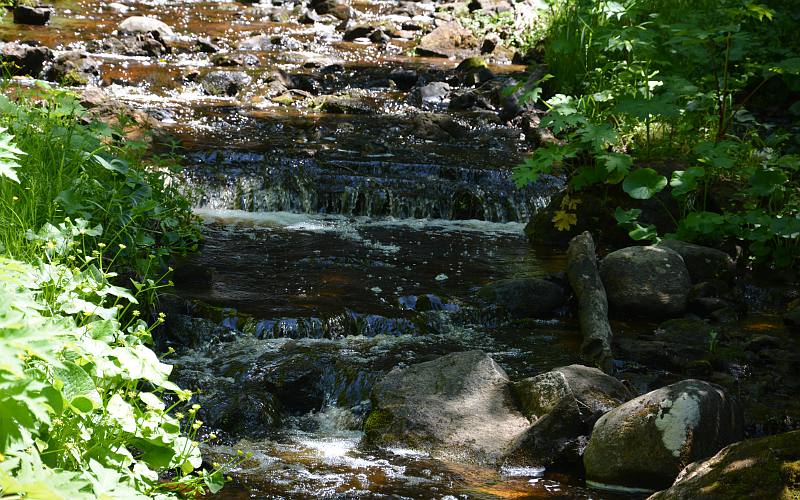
[512,0,800,269]
[0,83,235,498]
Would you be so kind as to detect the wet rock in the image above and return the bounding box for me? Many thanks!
[162,314,235,347]
[416,21,479,58]
[88,34,169,57]
[45,50,100,86]
[468,0,511,13]
[369,29,391,44]
[657,240,736,283]
[388,67,418,90]
[0,42,52,77]
[509,365,632,467]
[200,70,252,97]
[13,5,54,25]
[196,38,221,53]
[785,306,800,331]
[512,364,632,422]
[615,318,715,373]
[649,430,800,500]
[343,25,375,41]
[299,9,321,24]
[600,245,691,319]
[210,52,260,67]
[584,379,743,491]
[408,81,451,110]
[319,95,375,114]
[364,351,529,463]
[310,0,351,20]
[477,278,565,319]
[118,16,174,37]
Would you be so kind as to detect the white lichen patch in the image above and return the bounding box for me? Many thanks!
[655,391,701,457]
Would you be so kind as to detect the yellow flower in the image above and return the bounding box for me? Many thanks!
[118,243,127,250]
[132,310,140,317]
[552,210,578,232]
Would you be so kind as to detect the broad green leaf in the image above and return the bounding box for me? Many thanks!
[53,361,101,414]
[623,168,668,199]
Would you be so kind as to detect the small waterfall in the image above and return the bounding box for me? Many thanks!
[180,150,563,223]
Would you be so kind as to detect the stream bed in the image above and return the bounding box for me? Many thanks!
[5,0,798,497]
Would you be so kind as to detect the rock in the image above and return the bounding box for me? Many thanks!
[388,67,418,90]
[468,0,512,13]
[408,81,451,110]
[0,42,52,77]
[13,5,53,25]
[210,53,260,67]
[319,95,375,114]
[476,278,565,319]
[364,351,529,463]
[299,9,321,24]
[508,365,631,467]
[785,307,800,331]
[343,25,375,41]
[512,364,632,422]
[200,70,252,97]
[44,50,99,85]
[416,21,479,58]
[310,0,351,20]
[88,34,169,57]
[658,240,736,283]
[196,38,220,53]
[584,379,743,491]
[649,430,800,499]
[600,245,691,318]
[118,16,174,37]
[567,232,614,372]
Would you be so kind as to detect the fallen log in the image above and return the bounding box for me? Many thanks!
[566,231,614,373]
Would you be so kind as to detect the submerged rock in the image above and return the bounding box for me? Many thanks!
[364,350,529,463]
[476,277,565,319]
[600,245,691,318]
[648,430,800,499]
[13,5,54,25]
[508,365,632,467]
[584,379,743,491]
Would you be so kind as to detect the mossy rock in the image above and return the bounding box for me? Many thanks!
[649,430,800,499]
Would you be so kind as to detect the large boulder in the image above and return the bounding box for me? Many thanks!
[416,22,479,58]
[118,16,174,37]
[364,350,529,463]
[584,379,743,491]
[649,430,800,499]
[476,277,566,319]
[657,240,736,283]
[600,245,691,318]
[508,365,633,467]
[0,42,52,77]
[44,50,100,85]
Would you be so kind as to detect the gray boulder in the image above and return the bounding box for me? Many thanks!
[364,350,529,463]
[45,50,100,85]
[600,245,691,318]
[476,277,566,319]
[584,379,743,491]
[508,365,632,467]
[648,430,800,500]
[118,16,174,37]
[657,240,735,283]
[200,70,252,96]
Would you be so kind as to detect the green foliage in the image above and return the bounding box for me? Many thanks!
[514,0,800,268]
[0,84,199,277]
[0,84,231,497]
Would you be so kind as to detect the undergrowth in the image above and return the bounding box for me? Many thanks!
[0,82,236,498]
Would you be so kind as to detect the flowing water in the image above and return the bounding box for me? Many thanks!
[2,2,637,497]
